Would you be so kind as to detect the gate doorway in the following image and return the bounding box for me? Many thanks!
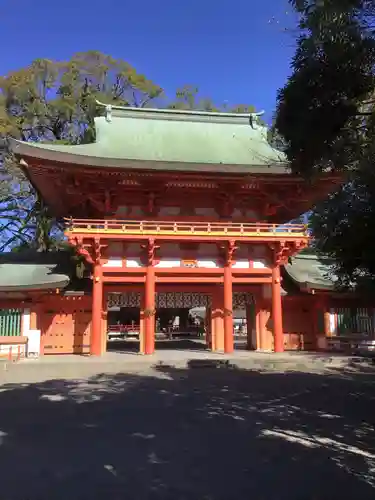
[106,290,210,353]
[155,292,210,352]
[106,292,141,353]
[105,290,255,353]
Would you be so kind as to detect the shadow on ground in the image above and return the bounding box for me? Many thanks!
[107,337,249,354]
[0,362,374,499]
[107,338,210,353]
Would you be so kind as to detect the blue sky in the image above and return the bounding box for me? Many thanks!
[0,0,297,122]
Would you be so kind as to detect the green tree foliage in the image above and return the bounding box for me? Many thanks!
[0,51,163,251]
[274,1,375,287]
[168,84,257,114]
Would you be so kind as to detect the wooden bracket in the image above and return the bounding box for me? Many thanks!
[69,236,107,265]
[218,239,238,266]
[93,237,107,264]
[270,239,307,265]
[69,236,94,265]
[227,239,238,265]
[141,238,160,266]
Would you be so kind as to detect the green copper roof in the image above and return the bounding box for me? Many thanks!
[284,254,337,291]
[10,102,288,174]
[0,252,70,291]
[0,264,69,291]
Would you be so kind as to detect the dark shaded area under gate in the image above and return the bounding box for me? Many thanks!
[0,364,374,499]
[106,336,250,354]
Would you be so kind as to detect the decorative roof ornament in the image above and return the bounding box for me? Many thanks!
[105,104,112,123]
[249,111,265,130]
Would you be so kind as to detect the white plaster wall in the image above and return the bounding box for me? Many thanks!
[329,309,336,335]
[103,258,123,268]
[232,260,250,269]
[23,308,41,356]
[197,260,218,268]
[155,260,181,268]
[22,308,31,334]
[126,259,142,268]
[27,330,41,357]
[253,260,267,269]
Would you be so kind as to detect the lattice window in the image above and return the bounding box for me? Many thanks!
[156,293,211,308]
[233,293,254,309]
[107,293,141,308]
[107,292,254,309]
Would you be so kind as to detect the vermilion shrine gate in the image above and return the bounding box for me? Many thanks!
[9,103,340,355]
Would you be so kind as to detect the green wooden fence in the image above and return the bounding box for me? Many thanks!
[336,307,374,337]
[0,309,22,336]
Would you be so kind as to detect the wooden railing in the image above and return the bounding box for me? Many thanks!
[65,218,308,238]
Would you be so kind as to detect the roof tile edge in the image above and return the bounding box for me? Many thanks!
[95,100,266,125]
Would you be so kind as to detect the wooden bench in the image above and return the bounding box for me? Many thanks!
[0,336,28,361]
[327,336,375,354]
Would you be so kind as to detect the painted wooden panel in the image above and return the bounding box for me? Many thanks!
[283,304,315,350]
[159,206,180,216]
[41,296,92,355]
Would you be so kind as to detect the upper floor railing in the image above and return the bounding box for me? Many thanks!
[64,218,308,239]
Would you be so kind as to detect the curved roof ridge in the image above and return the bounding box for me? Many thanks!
[95,99,266,121]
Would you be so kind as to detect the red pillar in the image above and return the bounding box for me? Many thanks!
[205,306,212,349]
[257,302,266,350]
[144,265,155,355]
[245,302,254,350]
[211,289,224,352]
[91,263,103,356]
[324,309,331,337]
[272,265,284,353]
[223,265,234,354]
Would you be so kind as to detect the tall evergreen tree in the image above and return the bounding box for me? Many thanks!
[275,0,375,287]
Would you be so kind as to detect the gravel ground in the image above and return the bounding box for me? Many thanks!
[0,356,374,500]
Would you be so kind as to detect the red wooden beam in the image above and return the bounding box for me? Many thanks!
[155,277,222,283]
[102,266,273,275]
[70,233,307,244]
[102,276,145,283]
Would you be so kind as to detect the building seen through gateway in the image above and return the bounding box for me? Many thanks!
[0,101,355,357]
